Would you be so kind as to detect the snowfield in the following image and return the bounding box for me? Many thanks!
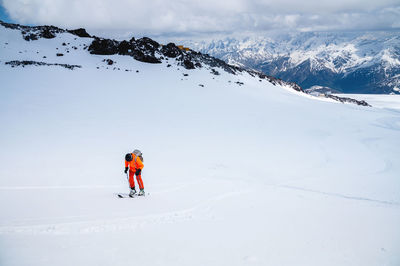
[335,94,400,110]
[1,25,400,266]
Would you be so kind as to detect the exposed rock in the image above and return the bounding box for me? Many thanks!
[0,20,19,30]
[132,50,161,64]
[325,94,370,107]
[103,59,114,65]
[118,40,134,55]
[5,60,81,70]
[40,27,56,39]
[0,21,89,42]
[84,31,244,71]
[88,38,119,55]
[88,37,161,63]
[211,69,220,75]
[161,43,182,58]
[24,34,38,41]
[259,73,304,92]
[67,28,91,38]
[136,37,160,51]
[183,59,195,69]
[133,37,161,63]
[1,20,63,41]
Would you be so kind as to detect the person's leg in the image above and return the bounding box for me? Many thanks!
[129,169,136,189]
[136,174,144,190]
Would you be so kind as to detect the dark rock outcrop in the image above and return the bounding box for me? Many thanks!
[86,35,248,71]
[1,20,67,41]
[0,20,64,41]
[118,40,134,55]
[161,43,182,58]
[210,69,220,75]
[88,38,119,55]
[67,28,91,38]
[88,37,161,63]
[183,59,195,69]
[104,59,114,65]
[40,27,57,39]
[136,37,160,51]
[5,60,81,70]
[0,20,92,40]
[133,51,161,64]
[325,94,370,107]
[24,34,38,41]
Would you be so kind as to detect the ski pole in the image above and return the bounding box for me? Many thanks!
[126,172,130,188]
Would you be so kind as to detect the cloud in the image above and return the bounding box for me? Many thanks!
[2,0,400,38]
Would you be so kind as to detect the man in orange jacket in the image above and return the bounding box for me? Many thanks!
[124,151,145,196]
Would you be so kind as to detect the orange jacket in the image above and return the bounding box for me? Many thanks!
[125,153,144,170]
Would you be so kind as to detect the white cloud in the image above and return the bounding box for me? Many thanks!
[2,0,400,38]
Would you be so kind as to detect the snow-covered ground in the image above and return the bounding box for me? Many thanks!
[336,94,400,110]
[1,26,400,266]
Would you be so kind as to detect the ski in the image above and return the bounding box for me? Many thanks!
[117,193,134,198]
[116,193,146,198]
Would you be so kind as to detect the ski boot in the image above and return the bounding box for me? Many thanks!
[129,188,136,197]
[138,189,145,196]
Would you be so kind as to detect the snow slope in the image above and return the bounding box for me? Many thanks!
[1,25,400,266]
[335,94,400,110]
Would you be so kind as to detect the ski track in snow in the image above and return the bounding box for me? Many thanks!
[279,185,400,206]
[372,116,400,131]
[0,185,122,190]
[2,181,398,237]
[0,190,248,235]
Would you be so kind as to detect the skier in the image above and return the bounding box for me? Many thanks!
[124,150,145,196]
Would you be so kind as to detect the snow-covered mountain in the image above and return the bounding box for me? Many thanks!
[0,20,371,106]
[1,21,400,266]
[182,32,400,94]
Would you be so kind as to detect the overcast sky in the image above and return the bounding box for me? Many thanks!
[1,0,400,39]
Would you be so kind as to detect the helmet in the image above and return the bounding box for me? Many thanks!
[125,153,133,162]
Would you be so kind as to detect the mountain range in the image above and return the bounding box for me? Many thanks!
[182,31,400,94]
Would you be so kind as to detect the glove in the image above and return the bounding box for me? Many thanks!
[135,169,142,175]
[124,167,128,174]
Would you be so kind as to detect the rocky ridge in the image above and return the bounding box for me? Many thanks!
[0,20,91,41]
[0,20,370,106]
